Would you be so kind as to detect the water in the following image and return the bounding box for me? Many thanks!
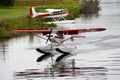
[0,0,120,80]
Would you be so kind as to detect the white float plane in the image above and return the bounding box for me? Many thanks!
[12,27,106,62]
[30,7,75,24]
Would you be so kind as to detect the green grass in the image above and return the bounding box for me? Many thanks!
[14,0,79,6]
[0,6,29,19]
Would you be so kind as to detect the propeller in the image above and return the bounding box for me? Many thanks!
[46,28,53,44]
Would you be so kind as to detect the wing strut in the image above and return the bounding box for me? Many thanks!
[52,15,66,21]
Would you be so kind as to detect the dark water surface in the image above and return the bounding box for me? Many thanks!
[0,0,120,80]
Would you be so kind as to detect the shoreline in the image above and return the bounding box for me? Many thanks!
[0,4,82,40]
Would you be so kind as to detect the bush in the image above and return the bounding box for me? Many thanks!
[0,0,14,6]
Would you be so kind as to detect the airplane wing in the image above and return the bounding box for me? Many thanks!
[12,28,106,35]
[46,9,63,12]
[12,30,51,35]
[57,28,106,35]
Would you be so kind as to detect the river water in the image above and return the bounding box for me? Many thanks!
[0,0,120,80]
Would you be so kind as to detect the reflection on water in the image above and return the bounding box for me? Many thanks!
[0,41,8,62]
[80,13,100,20]
[14,59,107,80]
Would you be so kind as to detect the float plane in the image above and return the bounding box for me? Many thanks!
[30,7,75,24]
[12,27,106,63]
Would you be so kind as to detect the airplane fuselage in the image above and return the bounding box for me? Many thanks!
[30,7,69,18]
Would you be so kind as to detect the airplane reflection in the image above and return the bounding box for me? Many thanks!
[14,59,107,80]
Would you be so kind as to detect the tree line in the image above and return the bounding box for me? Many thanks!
[0,0,14,6]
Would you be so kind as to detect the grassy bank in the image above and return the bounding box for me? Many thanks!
[0,16,56,39]
[0,6,29,19]
[0,3,82,39]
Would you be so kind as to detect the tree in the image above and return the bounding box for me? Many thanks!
[0,0,14,6]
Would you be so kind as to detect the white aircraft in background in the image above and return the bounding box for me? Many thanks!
[30,7,75,24]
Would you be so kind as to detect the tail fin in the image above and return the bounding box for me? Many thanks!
[30,7,37,17]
